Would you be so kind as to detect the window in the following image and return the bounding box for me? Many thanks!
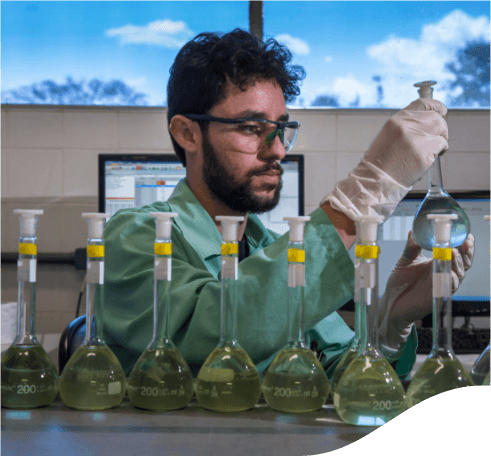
[2,1,489,108]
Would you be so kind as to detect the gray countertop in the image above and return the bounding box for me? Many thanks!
[1,398,373,456]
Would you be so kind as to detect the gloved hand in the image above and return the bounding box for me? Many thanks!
[322,99,448,220]
[378,230,475,350]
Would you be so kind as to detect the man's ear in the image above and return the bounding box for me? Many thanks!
[169,115,201,153]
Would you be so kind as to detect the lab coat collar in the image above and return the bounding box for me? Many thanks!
[165,178,277,262]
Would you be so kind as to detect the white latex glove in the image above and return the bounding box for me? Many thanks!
[378,230,475,350]
[322,99,448,220]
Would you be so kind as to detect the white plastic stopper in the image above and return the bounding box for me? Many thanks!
[150,212,178,239]
[414,80,437,99]
[216,216,244,242]
[14,209,43,237]
[427,214,458,243]
[82,213,110,240]
[353,215,384,243]
[284,216,311,242]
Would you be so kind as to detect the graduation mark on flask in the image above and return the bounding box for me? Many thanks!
[355,245,380,259]
[87,245,104,258]
[433,248,452,261]
[155,243,172,256]
[288,249,305,263]
[19,243,37,255]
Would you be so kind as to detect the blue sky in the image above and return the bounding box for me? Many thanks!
[1,1,489,107]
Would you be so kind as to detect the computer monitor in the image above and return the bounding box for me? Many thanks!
[98,153,305,234]
[347,191,490,313]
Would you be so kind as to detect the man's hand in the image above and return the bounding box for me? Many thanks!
[378,230,475,349]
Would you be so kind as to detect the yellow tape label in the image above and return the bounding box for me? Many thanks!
[87,245,104,258]
[155,243,172,256]
[288,249,305,263]
[433,247,452,261]
[355,245,379,259]
[19,243,37,255]
[221,243,238,256]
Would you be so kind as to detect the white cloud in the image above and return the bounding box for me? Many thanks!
[364,9,490,107]
[275,34,310,55]
[105,19,194,48]
[325,56,333,63]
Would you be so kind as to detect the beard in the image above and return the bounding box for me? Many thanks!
[202,134,283,214]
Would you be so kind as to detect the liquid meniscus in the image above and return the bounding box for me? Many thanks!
[195,347,261,412]
[412,195,470,251]
[334,356,406,426]
[1,344,59,409]
[59,345,126,410]
[262,348,329,413]
[127,348,194,411]
[406,355,474,407]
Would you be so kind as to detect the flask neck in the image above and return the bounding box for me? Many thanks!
[354,242,380,352]
[431,241,455,355]
[287,241,307,347]
[14,236,39,345]
[427,157,446,194]
[83,239,105,346]
[219,244,238,346]
[149,245,175,349]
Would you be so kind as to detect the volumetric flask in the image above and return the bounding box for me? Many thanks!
[59,213,126,410]
[195,216,262,412]
[334,216,406,426]
[407,215,474,407]
[262,217,330,413]
[1,210,59,409]
[412,81,470,251]
[127,212,194,410]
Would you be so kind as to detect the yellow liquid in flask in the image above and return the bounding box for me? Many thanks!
[1,344,59,409]
[195,347,261,412]
[127,348,194,411]
[262,348,329,412]
[59,345,126,410]
[406,355,474,407]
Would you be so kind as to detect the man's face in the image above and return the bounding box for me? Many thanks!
[200,79,288,214]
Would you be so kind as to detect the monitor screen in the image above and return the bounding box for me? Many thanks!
[98,153,305,234]
[347,191,490,309]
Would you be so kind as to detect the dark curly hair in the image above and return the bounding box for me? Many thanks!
[166,28,306,166]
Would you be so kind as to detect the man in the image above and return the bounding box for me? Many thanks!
[103,29,474,379]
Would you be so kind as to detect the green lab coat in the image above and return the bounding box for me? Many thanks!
[103,179,417,379]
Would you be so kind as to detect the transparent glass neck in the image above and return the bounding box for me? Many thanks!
[287,240,307,348]
[83,237,105,347]
[149,237,174,349]
[219,241,238,347]
[15,233,39,346]
[427,157,447,196]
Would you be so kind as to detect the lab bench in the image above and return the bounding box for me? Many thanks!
[1,398,373,456]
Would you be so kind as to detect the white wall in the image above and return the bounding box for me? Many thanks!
[1,104,489,333]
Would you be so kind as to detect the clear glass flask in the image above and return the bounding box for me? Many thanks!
[470,216,490,385]
[59,213,126,410]
[127,212,194,410]
[407,214,474,407]
[195,216,262,412]
[1,210,59,409]
[262,217,330,413]
[412,80,470,251]
[334,216,406,426]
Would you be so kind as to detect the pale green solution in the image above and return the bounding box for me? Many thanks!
[195,347,261,412]
[1,344,59,409]
[330,347,359,396]
[59,345,126,410]
[127,348,194,410]
[262,348,329,412]
[334,355,407,426]
[406,355,474,407]
[483,372,490,386]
